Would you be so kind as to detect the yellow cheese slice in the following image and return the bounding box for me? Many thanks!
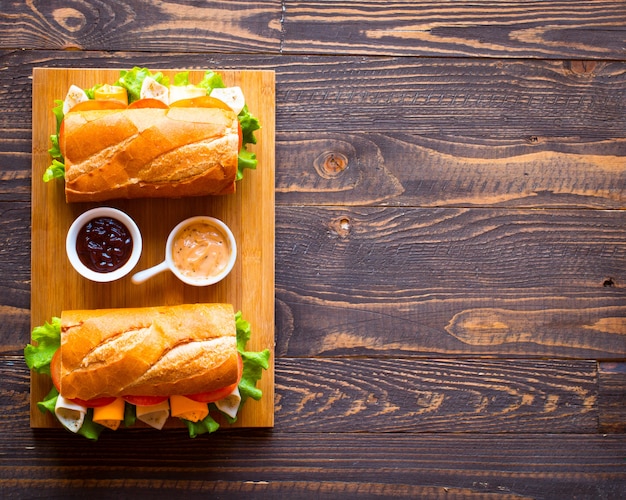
[93,397,125,431]
[170,395,209,422]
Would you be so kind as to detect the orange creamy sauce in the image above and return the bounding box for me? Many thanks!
[172,222,231,279]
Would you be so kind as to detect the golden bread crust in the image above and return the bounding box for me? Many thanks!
[61,107,239,202]
[59,303,238,400]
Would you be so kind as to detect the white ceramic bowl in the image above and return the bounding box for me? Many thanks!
[131,216,236,287]
[66,207,142,283]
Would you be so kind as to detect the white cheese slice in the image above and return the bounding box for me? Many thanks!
[135,400,170,430]
[55,395,87,433]
[140,76,169,105]
[210,86,245,115]
[169,84,206,104]
[62,85,89,114]
[214,386,241,419]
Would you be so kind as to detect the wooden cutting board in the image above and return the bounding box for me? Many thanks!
[30,68,275,430]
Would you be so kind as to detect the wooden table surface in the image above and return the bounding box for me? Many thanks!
[1,1,625,498]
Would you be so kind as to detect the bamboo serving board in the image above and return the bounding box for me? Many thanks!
[30,68,275,430]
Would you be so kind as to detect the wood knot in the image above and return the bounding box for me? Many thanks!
[603,277,616,288]
[314,151,348,179]
[329,217,351,238]
[568,61,597,76]
[53,8,87,33]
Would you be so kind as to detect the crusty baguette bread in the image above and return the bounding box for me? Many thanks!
[59,303,238,401]
[61,106,240,202]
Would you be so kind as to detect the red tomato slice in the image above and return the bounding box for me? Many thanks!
[238,122,243,150]
[70,396,117,408]
[122,395,169,406]
[170,95,231,111]
[186,382,238,404]
[186,354,244,403]
[50,349,61,392]
[68,100,126,112]
[127,98,169,109]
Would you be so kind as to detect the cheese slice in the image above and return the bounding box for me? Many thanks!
[210,87,245,115]
[62,85,89,114]
[169,84,206,104]
[93,397,125,430]
[140,76,169,105]
[136,400,170,430]
[55,395,87,433]
[214,386,241,419]
[170,395,209,422]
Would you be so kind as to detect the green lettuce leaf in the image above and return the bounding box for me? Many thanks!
[79,410,106,441]
[173,71,190,86]
[124,402,137,428]
[182,413,220,438]
[239,105,261,146]
[43,159,65,182]
[235,311,270,405]
[197,70,225,92]
[52,99,64,135]
[37,386,59,415]
[115,67,169,103]
[24,317,61,375]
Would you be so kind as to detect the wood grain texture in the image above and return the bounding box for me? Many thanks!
[1,1,625,60]
[275,206,626,358]
[0,1,283,53]
[274,358,600,433]
[1,51,624,209]
[0,1,625,497]
[1,353,625,498]
[599,361,626,433]
[2,354,603,434]
[282,1,626,60]
[29,68,275,429]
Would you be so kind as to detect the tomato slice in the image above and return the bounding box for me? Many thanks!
[238,122,243,150]
[50,349,61,392]
[70,396,117,408]
[170,95,232,111]
[67,100,126,112]
[186,354,244,403]
[127,98,169,109]
[123,395,169,406]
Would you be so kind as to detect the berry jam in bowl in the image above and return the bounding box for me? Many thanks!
[66,207,142,282]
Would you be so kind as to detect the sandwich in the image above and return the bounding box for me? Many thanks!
[24,303,270,440]
[44,67,261,202]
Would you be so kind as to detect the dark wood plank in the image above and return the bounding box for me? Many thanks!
[274,357,600,433]
[0,422,624,499]
[0,202,30,354]
[1,51,624,208]
[2,1,625,60]
[5,352,599,434]
[0,1,283,53]
[599,362,626,433]
[282,1,626,60]
[275,206,626,359]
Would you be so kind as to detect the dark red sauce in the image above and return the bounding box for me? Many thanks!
[76,216,133,273]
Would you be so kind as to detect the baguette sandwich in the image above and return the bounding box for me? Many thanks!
[25,303,270,440]
[44,68,261,202]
